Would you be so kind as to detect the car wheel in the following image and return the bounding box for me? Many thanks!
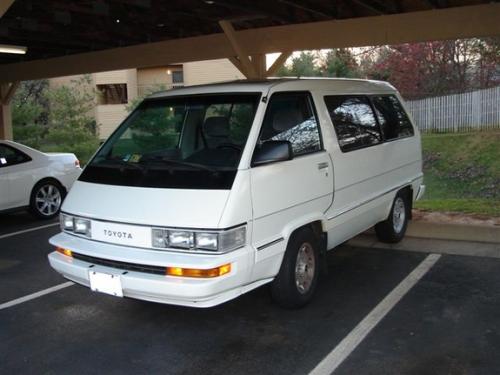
[30,180,65,219]
[375,190,410,243]
[271,228,320,309]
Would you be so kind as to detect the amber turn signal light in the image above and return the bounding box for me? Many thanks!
[56,247,73,257]
[166,263,231,278]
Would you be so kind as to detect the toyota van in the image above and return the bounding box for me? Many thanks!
[48,78,425,308]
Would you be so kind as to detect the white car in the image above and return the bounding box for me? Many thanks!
[49,78,424,308]
[0,140,82,219]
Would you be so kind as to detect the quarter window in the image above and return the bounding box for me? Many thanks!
[324,96,381,152]
[371,95,414,140]
[0,145,31,167]
[257,92,321,157]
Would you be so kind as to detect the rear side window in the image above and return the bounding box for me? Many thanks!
[258,92,322,156]
[0,145,31,167]
[324,96,381,152]
[371,95,414,140]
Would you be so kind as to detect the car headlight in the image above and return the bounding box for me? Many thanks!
[195,232,218,251]
[61,214,74,231]
[151,225,246,253]
[60,214,91,238]
[168,231,194,249]
[74,218,91,237]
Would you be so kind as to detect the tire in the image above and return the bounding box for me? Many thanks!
[375,190,410,243]
[271,228,320,309]
[29,180,65,219]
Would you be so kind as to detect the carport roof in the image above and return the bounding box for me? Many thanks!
[1,0,496,65]
[0,0,499,82]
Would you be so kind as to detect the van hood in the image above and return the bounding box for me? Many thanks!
[62,181,230,229]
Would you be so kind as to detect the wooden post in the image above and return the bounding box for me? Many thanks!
[0,82,19,140]
[219,20,258,79]
[251,54,266,79]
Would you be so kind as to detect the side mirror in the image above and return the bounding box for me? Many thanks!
[252,140,293,167]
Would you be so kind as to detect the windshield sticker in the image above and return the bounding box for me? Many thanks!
[0,157,6,164]
[129,154,142,163]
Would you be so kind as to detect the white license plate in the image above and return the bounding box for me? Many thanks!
[88,270,123,297]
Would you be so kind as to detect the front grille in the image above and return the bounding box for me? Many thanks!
[72,252,165,275]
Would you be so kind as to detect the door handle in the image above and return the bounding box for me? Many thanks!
[317,162,329,170]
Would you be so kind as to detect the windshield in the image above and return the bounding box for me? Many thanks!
[80,93,261,189]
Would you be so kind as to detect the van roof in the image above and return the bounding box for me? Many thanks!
[148,77,397,99]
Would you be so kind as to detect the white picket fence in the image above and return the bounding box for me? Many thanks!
[405,86,500,133]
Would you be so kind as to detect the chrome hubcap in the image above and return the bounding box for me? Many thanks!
[295,243,315,294]
[392,197,406,233]
[35,184,61,216]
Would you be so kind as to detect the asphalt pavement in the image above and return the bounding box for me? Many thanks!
[1,212,500,375]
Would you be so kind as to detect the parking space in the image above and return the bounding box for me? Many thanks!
[1,219,499,374]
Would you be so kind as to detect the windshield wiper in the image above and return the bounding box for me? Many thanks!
[140,157,218,173]
[98,158,146,173]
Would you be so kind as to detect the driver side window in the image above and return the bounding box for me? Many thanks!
[257,92,322,156]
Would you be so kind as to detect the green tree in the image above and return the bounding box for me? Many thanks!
[276,51,321,77]
[12,80,49,149]
[42,75,100,164]
[319,49,360,78]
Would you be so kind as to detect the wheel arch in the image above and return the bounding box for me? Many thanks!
[32,177,67,195]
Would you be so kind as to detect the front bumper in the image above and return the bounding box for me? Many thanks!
[48,232,254,308]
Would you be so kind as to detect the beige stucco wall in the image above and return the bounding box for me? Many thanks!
[136,65,183,96]
[48,60,243,139]
[183,59,244,86]
[97,104,129,139]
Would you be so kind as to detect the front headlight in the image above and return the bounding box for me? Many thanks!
[195,232,218,251]
[74,218,91,237]
[168,231,194,249]
[61,214,74,231]
[151,225,246,253]
[60,213,91,238]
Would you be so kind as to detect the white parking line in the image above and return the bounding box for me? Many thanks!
[309,253,441,375]
[0,281,74,311]
[0,223,59,240]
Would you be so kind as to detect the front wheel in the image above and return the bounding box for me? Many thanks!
[375,190,410,243]
[271,228,320,309]
[30,180,65,219]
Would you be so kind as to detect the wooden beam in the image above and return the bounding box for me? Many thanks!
[1,4,499,82]
[0,0,15,18]
[266,51,292,77]
[228,56,248,77]
[1,81,19,105]
[219,20,258,79]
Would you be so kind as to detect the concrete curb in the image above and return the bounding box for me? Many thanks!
[406,220,500,244]
[349,234,500,259]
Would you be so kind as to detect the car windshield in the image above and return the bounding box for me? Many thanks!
[80,93,261,189]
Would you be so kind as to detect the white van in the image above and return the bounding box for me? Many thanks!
[48,78,424,308]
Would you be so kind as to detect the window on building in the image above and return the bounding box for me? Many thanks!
[172,70,184,84]
[97,84,128,105]
[371,95,414,140]
[258,92,322,157]
[324,95,381,152]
